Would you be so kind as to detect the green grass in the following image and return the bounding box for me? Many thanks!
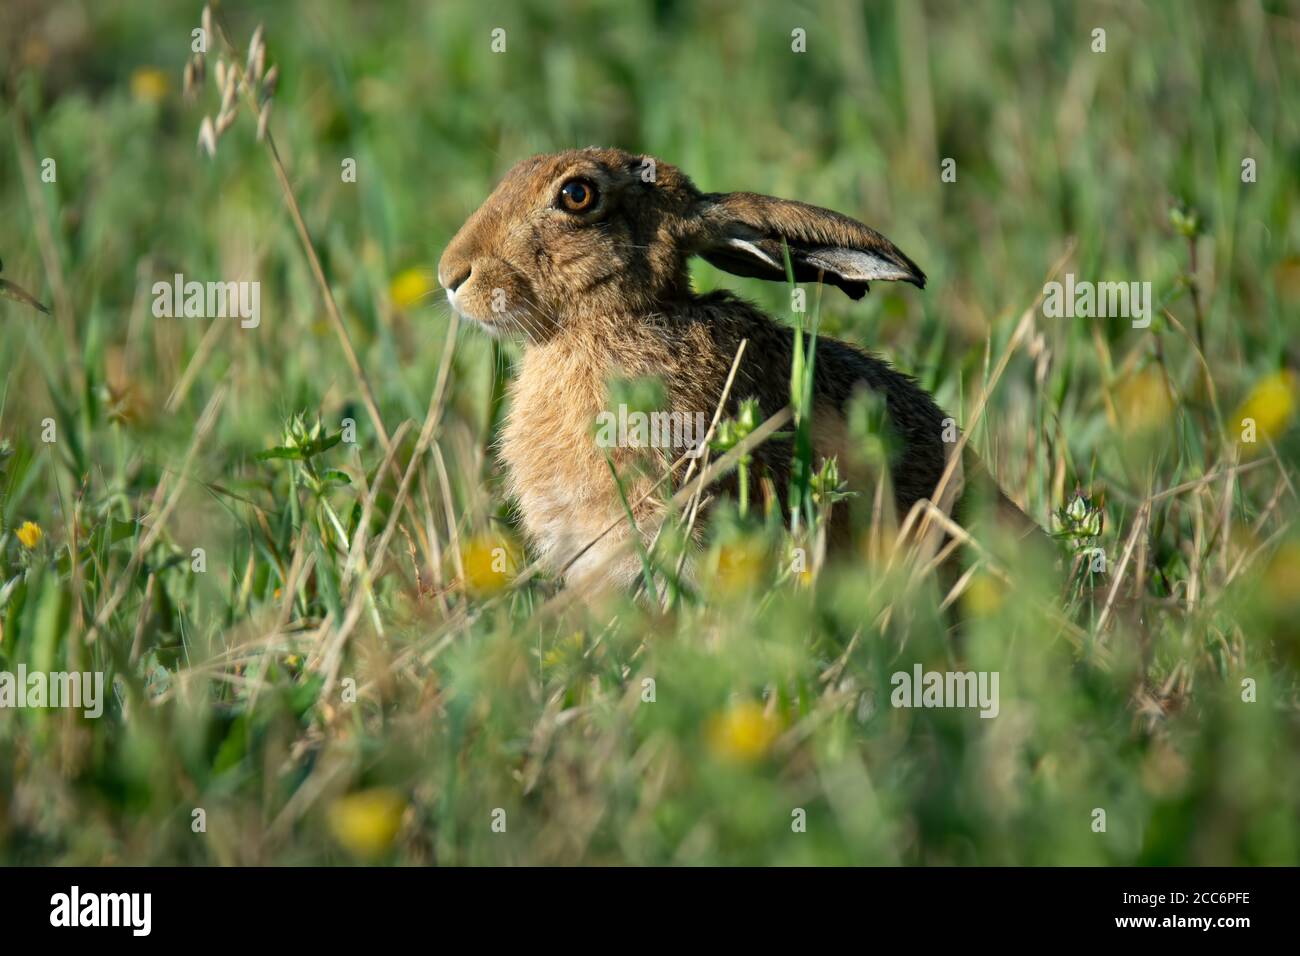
[0,0,1298,865]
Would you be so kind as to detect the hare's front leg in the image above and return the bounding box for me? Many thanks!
[563,532,645,592]
[563,471,675,594]
[506,460,661,593]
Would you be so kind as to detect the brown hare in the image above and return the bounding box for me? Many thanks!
[438,148,1040,592]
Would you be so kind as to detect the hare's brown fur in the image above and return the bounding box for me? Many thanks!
[440,148,1034,590]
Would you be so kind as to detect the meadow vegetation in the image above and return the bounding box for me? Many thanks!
[0,0,1297,864]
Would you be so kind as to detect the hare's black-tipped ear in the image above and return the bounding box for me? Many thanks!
[690,192,925,299]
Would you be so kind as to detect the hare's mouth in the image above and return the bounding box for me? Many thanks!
[467,317,506,339]
[445,288,510,338]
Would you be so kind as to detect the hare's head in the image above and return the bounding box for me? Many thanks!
[438,147,925,341]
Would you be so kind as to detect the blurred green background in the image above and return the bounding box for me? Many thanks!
[0,0,1297,865]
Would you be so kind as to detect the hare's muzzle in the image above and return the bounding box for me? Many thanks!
[439,263,471,294]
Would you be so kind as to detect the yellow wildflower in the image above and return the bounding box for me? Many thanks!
[963,571,1006,616]
[706,700,781,764]
[1234,370,1296,454]
[390,268,434,310]
[1114,368,1173,434]
[709,538,767,596]
[326,788,407,859]
[15,521,43,549]
[130,67,169,104]
[460,534,520,596]
[541,632,585,671]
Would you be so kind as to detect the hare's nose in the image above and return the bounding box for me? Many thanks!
[440,263,472,293]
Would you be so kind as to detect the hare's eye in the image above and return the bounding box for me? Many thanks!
[558,178,597,213]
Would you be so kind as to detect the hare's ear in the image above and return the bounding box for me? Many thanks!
[690,192,925,299]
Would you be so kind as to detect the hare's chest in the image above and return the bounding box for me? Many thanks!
[500,352,622,564]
